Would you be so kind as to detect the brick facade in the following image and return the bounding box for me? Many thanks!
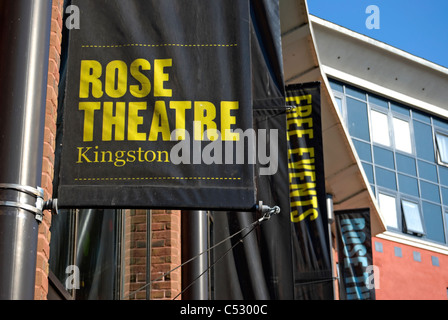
[123,210,149,300]
[122,209,182,300]
[150,210,182,300]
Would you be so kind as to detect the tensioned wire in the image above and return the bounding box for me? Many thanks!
[123,210,275,300]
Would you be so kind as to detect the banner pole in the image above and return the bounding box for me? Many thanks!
[181,210,209,300]
[0,0,52,299]
[326,194,338,300]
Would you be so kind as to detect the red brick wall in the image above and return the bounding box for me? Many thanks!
[35,0,63,300]
[123,209,149,300]
[373,237,448,300]
[123,209,182,300]
[151,210,182,300]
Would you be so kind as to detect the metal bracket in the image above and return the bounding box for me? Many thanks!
[256,200,280,222]
[43,198,58,215]
[0,183,45,222]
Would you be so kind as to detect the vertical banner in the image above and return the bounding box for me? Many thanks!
[251,0,293,299]
[335,208,375,300]
[286,82,334,300]
[213,108,293,299]
[57,0,255,210]
[212,0,294,299]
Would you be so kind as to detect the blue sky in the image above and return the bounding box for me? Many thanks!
[307,0,448,68]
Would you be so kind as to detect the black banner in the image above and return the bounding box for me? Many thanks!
[212,0,294,299]
[335,208,375,300]
[213,83,334,299]
[212,107,293,300]
[57,0,255,210]
[286,83,334,300]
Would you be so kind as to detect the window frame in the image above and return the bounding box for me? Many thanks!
[435,130,448,167]
[444,208,448,244]
[332,91,345,119]
[377,191,400,230]
[346,95,370,142]
[369,104,415,156]
[370,107,392,148]
[400,198,425,236]
[49,208,125,300]
[392,115,413,154]
[327,78,448,246]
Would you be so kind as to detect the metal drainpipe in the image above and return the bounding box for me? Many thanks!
[181,210,209,300]
[0,0,52,299]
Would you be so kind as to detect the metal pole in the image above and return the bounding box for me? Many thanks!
[146,210,152,300]
[181,210,209,300]
[326,194,338,300]
[0,0,52,299]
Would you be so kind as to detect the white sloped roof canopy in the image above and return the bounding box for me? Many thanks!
[279,0,386,235]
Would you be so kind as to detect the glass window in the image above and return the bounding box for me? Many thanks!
[413,110,431,123]
[75,209,121,300]
[362,162,374,184]
[328,79,448,245]
[347,97,370,141]
[413,121,434,162]
[375,167,397,191]
[371,110,390,146]
[433,118,448,131]
[420,181,440,203]
[445,210,448,243]
[398,174,419,197]
[401,200,424,235]
[353,139,372,162]
[373,146,394,169]
[441,187,448,205]
[50,209,124,300]
[369,94,388,109]
[418,160,438,182]
[439,166,448,186]
[393,118,412,153]
[391,102,410,116]
[396,153,416,176]
[334,97,343,115]
[422,202,445,243]
[435,132,448,165]
[49,209,76,293]
[346,85,366,100]
[378,193,398,229]
[329,79,344,93]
